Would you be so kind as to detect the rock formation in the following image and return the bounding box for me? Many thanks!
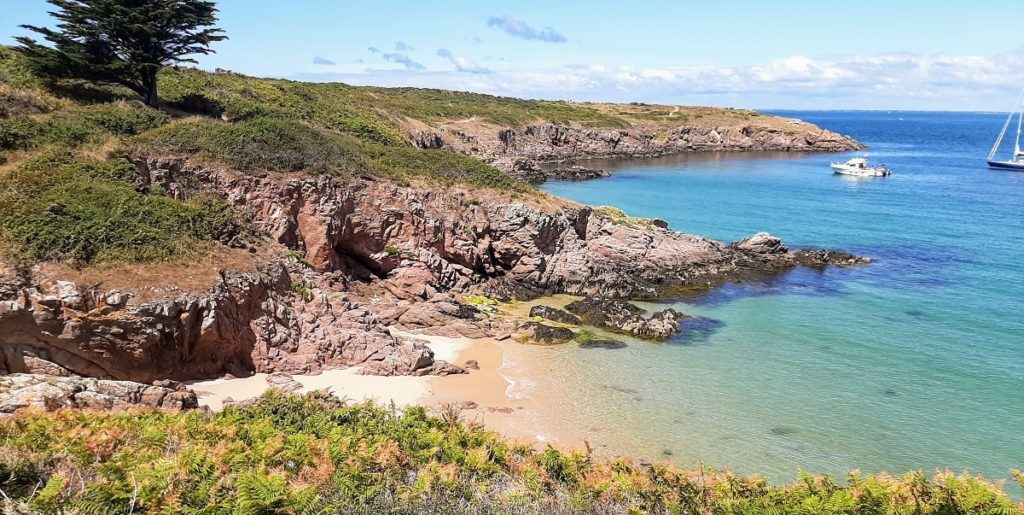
[565,297,686,341]
[517,322,575,344]
[0,374,198,414]
[412,119,864,180]
[0,155,868,388]
[529,305,582,325]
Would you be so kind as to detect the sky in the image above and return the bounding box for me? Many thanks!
[2,0,1023,110]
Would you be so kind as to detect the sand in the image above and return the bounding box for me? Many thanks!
[187,328,578,450]
[187,369,429,411]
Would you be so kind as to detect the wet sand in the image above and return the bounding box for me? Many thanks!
[422,333,593,450]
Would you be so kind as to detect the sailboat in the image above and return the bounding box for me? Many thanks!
[987,88,1024,170]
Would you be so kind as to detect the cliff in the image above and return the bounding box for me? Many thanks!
[406,109,863,179]
[0,155,865,384]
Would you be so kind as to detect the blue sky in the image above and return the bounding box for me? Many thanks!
[2,0,1022,110]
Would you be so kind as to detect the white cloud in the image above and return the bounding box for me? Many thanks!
[436,48,490,74]
[292,47,1024,110]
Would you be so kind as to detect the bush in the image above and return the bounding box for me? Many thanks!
[132,117,366,175]
[132,116,531,192]
[0,101,167,151]
[0,392,1020,514]
[0,152,243,265]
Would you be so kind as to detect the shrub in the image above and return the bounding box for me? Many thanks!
[132,117,366,175]
[0,392,1020,514]
[0,101,167,151]
[0,152,243,266]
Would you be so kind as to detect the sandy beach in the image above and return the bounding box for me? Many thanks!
[187,328,576,448]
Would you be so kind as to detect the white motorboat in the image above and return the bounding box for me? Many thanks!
[831,157,891,177]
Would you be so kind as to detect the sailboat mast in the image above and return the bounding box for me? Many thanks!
[989,87,1024,160]
[1016,102,1024,158]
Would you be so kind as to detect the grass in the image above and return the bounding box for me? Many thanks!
[0,151,244,266]
[130,116,529,191]
[0,391,1020,514]
[593,205,663,232]
[157,66,628,129]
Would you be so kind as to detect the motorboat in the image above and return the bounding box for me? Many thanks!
[987,87,1024,170]
[831,157,891,177]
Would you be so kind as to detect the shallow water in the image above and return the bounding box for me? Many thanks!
[534,111,1024,484]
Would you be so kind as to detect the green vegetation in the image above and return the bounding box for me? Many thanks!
[573,329,597,343]
[16,0,226,107]
[0,152,242,265]
[593,205,664,232]
[1,100,167,152]
[129,117,527,190]
[0,392,1020,514]
[158,66,627,129]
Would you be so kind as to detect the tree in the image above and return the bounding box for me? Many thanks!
[16,0,227,107]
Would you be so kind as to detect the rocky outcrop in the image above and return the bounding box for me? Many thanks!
[423,119,863,179]
[517,322,575,344]
[565,297,686,341]
[0,262,459,382]
[0,374,198,414]
[519,165,612,184]
[529,305,581,325]
[0,156,868,386]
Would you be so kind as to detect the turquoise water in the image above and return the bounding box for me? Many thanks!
[536,112,1024,484]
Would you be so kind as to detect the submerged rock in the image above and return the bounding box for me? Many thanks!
[528,305,581,325]
[578,339,627,350]
[565,297,685,341]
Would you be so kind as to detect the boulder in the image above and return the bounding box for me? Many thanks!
[0,374,199,414]
[732,232,788,254]
[266,372,303,393]
[565,297,686,341]
[528,305,581,325]
[517,322,575,344]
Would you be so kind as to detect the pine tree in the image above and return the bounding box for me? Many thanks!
[16,0,227,107]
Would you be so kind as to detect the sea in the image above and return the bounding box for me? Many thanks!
[526,111,1024,486]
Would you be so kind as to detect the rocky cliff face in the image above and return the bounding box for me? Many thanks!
[410,119,863,180]
[0,256,460,383]
[0,156,867,387]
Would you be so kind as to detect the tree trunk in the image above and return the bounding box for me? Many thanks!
[143,68,160,108]
[145,85,159,108]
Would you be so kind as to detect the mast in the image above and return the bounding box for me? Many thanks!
[1016,102,1024,158]
[989,87,1024,160]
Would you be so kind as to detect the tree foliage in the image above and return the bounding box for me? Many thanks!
[15,0,226,106]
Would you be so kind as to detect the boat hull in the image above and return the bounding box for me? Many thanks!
[987,159,1024,171]
[831,165,890,177]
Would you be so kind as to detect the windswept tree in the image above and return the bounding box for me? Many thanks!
[16,0,227,107]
